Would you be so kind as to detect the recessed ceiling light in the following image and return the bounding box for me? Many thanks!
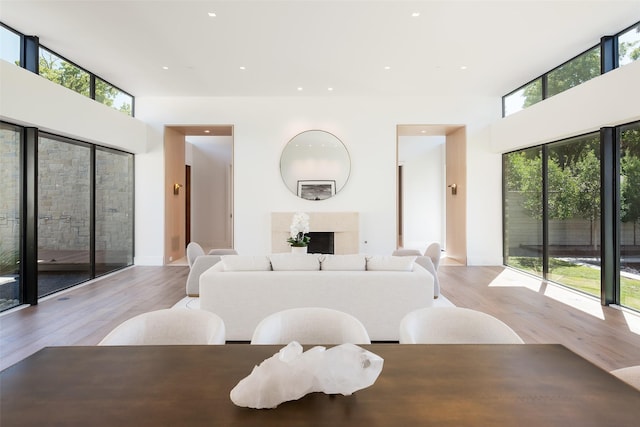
[239,66,246,70]
[384,66,391,70]
[412,12,420,17]
[208,12,216,17]
[297,87,303,91]
[328,87,334,91]
[460,65,468,70]
[162,66,169,70]
[204,130,210,133]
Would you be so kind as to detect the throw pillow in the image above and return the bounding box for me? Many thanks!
[320,254,367,271]
[269,253,321,271]
[366,255,416,271]
[221,255,272,271]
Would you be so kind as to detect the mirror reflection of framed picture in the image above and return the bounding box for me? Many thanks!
[297,180,336,200]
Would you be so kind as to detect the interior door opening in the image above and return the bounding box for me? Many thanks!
[396,124,466,265]
[164,125,234,264]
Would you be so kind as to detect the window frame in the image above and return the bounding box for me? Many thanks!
[502,20,640,117]
[0,21,135,117]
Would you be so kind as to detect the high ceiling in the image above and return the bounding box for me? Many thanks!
[1,1,639,98]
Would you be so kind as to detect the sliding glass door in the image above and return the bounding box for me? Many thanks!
[95,147,134,276]
[503,147,543,275]
[0,124,21,311]
[504,123,640,311]
[0,123,135,312]
[620,123,640,310]
[546,134,601,298]
[37,134,91,296]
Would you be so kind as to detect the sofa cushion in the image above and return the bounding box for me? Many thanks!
[221,255,272,271]
[269,253,321,271]
[320,254,367,271]
[366,255,416,271]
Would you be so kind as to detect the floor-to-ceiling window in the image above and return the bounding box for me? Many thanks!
[503,147,543,275]
[546,133,601,298]
[0,124,21,311]
[1,22,136,311]
[0,125,135,312]
[95,147,134,276]
[504,124,640,311]
[37,134,92,296]
[620,122,640,310]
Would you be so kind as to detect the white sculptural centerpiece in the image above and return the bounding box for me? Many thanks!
[230,341,384,409]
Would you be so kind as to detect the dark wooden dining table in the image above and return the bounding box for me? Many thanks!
[1,344,639,426]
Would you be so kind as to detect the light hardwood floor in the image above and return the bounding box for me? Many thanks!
[1,264,639,373]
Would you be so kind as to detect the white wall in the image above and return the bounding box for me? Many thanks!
[398,136,445,251]
[480,59,640,265]
[0,61,166,266]
[135,95,501,261]
[189,136,233,249]
[11,57,636,266]
[491,59,640,152]
[0,61,147,152]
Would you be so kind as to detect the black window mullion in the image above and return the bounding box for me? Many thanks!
[541,74,548,101]
[601,35,617,74]
[90,75,96,100]
[502,155,507,263]
[22,35,39,74]
[542,145,549,279]
[600,127,619,305]
[90,146,96,279]
[22,127,38,305]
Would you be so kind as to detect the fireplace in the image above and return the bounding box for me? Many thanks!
[307,232,334,254]
[271,212,359,254]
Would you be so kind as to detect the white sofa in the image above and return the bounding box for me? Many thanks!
[199,254,434,341]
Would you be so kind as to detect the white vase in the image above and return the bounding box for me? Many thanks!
[291,246,308,254]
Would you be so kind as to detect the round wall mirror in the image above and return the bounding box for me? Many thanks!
[280,130,351,200]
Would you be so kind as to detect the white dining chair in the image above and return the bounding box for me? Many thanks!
[98,308,226,345]
[251,307,371,345]
[399,307,524,344]
[610,365,640,390]
[186,242,205,268]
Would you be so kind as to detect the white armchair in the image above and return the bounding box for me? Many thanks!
[186,255,222,296]
[208,248,238,255]
[392,249,440,298]
[186,242,205,268]
[424,242,442,271]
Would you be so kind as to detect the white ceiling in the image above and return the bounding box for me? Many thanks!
[1,0,639,98]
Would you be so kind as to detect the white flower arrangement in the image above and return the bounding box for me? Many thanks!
[287,212,311,247]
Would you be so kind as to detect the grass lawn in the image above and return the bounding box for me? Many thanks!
[507,257,640,311]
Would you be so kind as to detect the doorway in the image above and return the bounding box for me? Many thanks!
[396,124,467,265]
[164,125,234,264]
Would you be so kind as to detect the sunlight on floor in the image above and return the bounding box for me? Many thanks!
[487,268,544,292]
[542,284,605,320]
[488,268,606,319]
[489,268,640,334]
[622,309,640,335]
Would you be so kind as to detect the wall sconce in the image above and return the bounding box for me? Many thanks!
[173,183,183,195]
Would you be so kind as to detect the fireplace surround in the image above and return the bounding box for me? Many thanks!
[271,212,359,254]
